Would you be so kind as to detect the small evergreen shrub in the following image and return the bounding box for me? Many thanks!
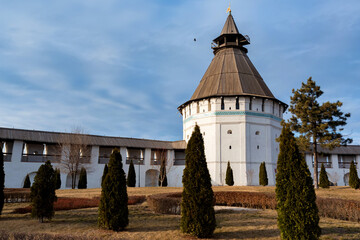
[127,160,136,187]
[276,123,321,239]
[319,163,330,188]
[180,125,216,238]
[158,158,168,187]
[98,148,129,231]
[349,161,360,189]
[55,169,61,189]
[78,168,87,189]
[101,164,108,187]
[23,174,31,188]
[225,162,234,186]
[259,162,268,186]
[30,160,57,222]
[0,148,4,215]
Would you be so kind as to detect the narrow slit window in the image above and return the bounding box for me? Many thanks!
[221,97,225,110]
[208,99,211,111]
[262,99,265,112]
[197,102,200,113]
[236,97,239,110]
[249,98,252,110]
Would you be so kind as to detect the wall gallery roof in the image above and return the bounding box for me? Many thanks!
[0,127,186,150]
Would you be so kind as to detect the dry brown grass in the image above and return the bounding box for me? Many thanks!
[1,202,360,239]
[56,186,360,201]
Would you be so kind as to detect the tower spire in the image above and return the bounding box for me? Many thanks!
[226,3,231,15]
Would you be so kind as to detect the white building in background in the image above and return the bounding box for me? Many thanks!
[0,13,358,188]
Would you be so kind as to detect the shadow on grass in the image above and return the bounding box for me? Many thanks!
[213,228,280,239]
[322,226,360,235]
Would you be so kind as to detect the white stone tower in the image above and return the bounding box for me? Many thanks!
[178,13,287,186]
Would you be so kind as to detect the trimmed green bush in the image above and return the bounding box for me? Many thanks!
[276,123,321,239]
[55,169,61,190]
[0,148,4,215]
[78,168,87,189]
[30,160,57,222]
[225,162,234,186]
[259,162,268,186]
[319,163,330,188]
[98,148,128,231]
[127,160,136,187]
[158,158,168,187]
[23,174,31,188]
[101,164,108,187]
[181,125,216,238]
[349,161,360,189]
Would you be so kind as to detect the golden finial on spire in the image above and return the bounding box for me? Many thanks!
[226,2,231,14]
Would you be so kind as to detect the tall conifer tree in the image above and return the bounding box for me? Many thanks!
[259,162,268,186]
[55,169,61,189]
[181,125,216,238]
[127,160,136,187]
[288,77,351,188]
[158,157,168,187]
[98,148,128,231]
[0,148,4,215]
[349,161,360,189]
[23,174,31,188]
[30,161,57,222]
[78,167,87,189]
[276,123,321,239]
[225,161,234,186]
[319,163,330,188]
[101,164,108,187]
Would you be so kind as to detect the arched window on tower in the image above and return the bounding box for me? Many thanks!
[272,101,275,114]
[236,97,239,110]
[227,130,232,134]
[221,97,225,110]
[255,131,260,135]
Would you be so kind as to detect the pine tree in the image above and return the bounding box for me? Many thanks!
[101,164,108,187]
[276,123,321,239]
[23,174,31,188]
[55,169,61,190]
[259,162,268,186]
[349,161,360,189]
[30,160,57,223]
[158,158,168,187]
[181,125,216,238]
[78,167,87,189]
[127,159,136,187]
[225,161,234,186]
[98,148,128,231]
[288,77,352,188]
[319,163,330,188]
[0,148,4,215]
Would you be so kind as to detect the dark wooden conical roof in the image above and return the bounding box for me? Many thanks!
[180,13,276,106]
[220,14,240,35]
[190,47,274,101]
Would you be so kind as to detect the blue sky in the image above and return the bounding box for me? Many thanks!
[0,1,360,143]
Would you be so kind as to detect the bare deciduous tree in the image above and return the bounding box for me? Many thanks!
[57,127,92,189]
[151,149,173,187]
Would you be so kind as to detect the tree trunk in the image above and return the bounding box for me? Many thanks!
[313,140,318,189]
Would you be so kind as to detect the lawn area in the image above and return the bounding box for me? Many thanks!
[56,185,360,201]
[1,202,360,239]
[1,186,359,239]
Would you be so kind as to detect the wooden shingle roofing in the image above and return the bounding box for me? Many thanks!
[0,127,186,150]
[190,47,275,101]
